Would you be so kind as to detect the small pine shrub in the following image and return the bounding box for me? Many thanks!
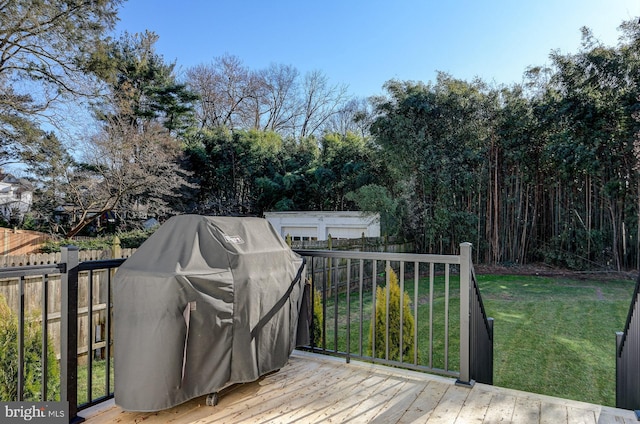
[311,287,323,347]
[0,296,60,401]
[370,267,416,362]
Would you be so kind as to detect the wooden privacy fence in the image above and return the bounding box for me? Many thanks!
[0,246,137,267]
[289,234,414,253]
[1,228,49,256]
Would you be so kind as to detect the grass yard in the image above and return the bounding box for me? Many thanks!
[321,271,460,372]
[320,270,635,407]
[77,357,114,405]
[478,274,634,407]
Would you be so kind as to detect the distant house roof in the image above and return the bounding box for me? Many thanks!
[0,172,33,191]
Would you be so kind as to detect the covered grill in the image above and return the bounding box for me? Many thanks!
[113,215,308,411]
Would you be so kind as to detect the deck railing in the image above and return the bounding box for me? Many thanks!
[1,243,493,423]
[616,273,640,416]
[294,242,493,386]
[0,246,123,423]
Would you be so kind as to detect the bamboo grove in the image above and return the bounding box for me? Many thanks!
[368,22,640,270]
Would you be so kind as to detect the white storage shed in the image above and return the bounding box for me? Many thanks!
[264,211,380,241]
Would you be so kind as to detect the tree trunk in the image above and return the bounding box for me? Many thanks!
[491,140,500,264]
[637,179,640,268]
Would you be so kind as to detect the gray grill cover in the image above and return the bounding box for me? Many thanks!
[113,215,308,411]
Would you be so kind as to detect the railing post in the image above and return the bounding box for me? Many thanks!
[60,246,84,423]
[616,331,624,410]
[327,234,332,298]
[456,242,473,387]
[617,329,640,419]
[486,317,494,385]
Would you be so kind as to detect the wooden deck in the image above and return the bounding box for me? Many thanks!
[80,350,638,423]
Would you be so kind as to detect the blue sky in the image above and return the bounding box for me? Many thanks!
[117,1,636,98]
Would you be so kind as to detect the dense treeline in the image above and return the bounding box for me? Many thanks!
[2,1,639,270]
[368,23,640,270]
[185,128,386,216]
[181,21,640,270]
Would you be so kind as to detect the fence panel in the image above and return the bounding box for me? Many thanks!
[1,229,49,256]
[0,247,136,267]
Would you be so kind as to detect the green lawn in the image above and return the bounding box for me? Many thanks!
[77,357,114,405]
[478,274,633,407]
[321,273,460,371]
[321,272,635,407]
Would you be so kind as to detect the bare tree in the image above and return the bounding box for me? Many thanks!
[324,97,374,137]
[187,58,354,139]
[65,118,190,237]
[186,54,256,129]
[257,63,299,133]
[298,70,349,138]
[185,63,220,128]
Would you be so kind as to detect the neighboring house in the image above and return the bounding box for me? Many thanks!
[0,172,33,224]
[264,211,380,241]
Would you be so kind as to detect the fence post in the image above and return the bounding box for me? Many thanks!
[60,246,84,423]
[112,236,121,259]
[457,242,473,387]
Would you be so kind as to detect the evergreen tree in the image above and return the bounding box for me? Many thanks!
[370,267,415,362]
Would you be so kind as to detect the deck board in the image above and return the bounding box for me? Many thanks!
[540,402,568,424]
[369,379,430,424]
[482,393,517,423]
[395,380,448,423]
[427,385,471,424]
[80,351,638,424]
[567,405,597,424]
[512,397,541,423]
[454,387,492,423]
